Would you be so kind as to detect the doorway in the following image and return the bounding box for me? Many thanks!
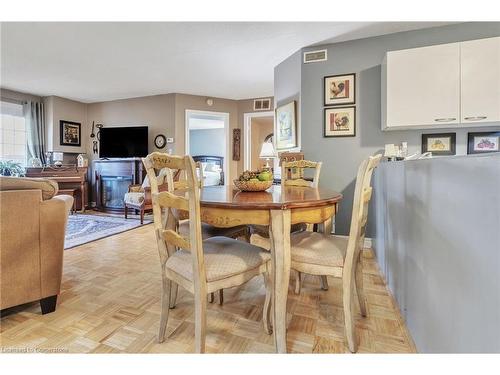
[185,110,230,186]
[243,111,278,175]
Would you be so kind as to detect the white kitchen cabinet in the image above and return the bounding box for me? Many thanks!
[382,36,500,131]
[461,37,500,124]
[384,42,461,130]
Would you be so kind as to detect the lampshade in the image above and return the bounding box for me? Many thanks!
[52,152,64,161]
[259,142,275,158]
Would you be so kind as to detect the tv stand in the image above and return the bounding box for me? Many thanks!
[92,158,145,212]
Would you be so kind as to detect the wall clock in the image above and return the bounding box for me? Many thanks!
[154,134,167,149]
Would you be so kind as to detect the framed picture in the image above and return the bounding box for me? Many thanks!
[275,101,297,150]
[467,132,500,154]
[324,73,355,106]
[60,120,81,146]
[324,106,356,137]
[422,133,456,155]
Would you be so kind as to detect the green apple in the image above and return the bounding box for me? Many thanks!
[258,170,273,181]
[249,178,260,182]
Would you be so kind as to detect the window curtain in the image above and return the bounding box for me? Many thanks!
[23,101,46,164]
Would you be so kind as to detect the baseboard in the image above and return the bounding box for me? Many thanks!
[332,234,373,249]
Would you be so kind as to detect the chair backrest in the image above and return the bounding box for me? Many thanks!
[281,159,322,188]
[142,152,206,287]
[343,154,382,279]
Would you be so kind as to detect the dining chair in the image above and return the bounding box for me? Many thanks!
[180,162,250,305]
[288,154,382,352]
[250,159,325,291]
[142,152,272,353]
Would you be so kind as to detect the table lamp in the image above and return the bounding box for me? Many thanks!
[259,142,275,170]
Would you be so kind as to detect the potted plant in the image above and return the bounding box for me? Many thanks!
[0,160,26,177]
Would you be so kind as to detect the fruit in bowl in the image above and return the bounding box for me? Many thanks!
[234,169,273,191]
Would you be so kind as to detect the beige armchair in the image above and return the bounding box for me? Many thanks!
[0,176,73,314]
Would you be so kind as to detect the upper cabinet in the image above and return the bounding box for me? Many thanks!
[461,37,500,124]
[382,36,500,130]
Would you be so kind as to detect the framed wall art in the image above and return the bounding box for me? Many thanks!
[60,120,81,147]
[467,132,500,154]
[275,101,297,150]
[324,73,355,106]
[324,106,356,137]
[232,128,241,161]
[422,133,456,155]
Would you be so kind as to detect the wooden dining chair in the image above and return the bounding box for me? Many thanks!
[250,159,325,291]
[142,152,272,353]
[288,154,382,352]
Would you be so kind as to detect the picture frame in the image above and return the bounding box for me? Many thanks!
[467,132,500,155]
[324,73,356,106]
[275,101,297,150]
[324,106,356,137]
[232,128,241,161]
[422,133,456,155]
[59,120,81,146]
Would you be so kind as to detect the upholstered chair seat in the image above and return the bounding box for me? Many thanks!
[166,236,271,283]
[290,231,347,268]
[124,191,145,205]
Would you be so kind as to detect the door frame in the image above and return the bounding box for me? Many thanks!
[243,111,274,171]
[185,109,230,185]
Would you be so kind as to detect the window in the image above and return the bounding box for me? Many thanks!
[0,101,27,165]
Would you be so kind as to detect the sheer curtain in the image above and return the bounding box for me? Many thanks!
[23,101,46,164]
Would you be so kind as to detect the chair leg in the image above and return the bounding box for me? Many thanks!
[124,205,128,219]
[263,271,273,334]
[158,272,172,343]
[208,293,215,303]
[169,282,178,309]
[294,270,301,294]
[355,257,367,317]
[343,275,358,353]
[244,227,251,243]
[218,289,224,305]
[320,275,329,290]
[194,290,207,353]
[140,208,144,224]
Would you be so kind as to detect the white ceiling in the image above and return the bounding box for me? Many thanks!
[0,22,452,103]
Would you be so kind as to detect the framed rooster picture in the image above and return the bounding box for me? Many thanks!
[324,106,356,137]
[324,73,355,106]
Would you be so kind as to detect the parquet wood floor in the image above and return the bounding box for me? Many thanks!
[0,224,416,353]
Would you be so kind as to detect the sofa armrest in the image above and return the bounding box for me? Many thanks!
[39,195,73,298]
[53,194,74,214]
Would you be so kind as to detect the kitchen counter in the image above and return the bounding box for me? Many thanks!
[372,153,500,353]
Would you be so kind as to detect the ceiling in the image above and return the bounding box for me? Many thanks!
[0,22,452,103]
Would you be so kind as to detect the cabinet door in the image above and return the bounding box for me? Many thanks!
[385,43,460,128]
[461,37,500,124]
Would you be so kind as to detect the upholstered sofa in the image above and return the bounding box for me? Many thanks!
[0,176,73,314]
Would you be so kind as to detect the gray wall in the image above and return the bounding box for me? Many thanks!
[274,49,302,151]
[274,22,500,236]
[189,128,225,157]
[373,154,500,352]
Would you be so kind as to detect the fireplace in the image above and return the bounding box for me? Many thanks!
[101,175,133,209]
[93,158,144,212]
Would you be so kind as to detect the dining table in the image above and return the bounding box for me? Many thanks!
[199,184,343,353]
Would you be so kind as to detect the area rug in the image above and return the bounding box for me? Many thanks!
[65,213,151,249]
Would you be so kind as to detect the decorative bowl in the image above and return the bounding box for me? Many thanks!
[233,179,273,192]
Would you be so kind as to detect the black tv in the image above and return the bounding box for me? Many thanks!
[99,126,148,158]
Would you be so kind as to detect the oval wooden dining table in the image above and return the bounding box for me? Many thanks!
[199,184,343,353]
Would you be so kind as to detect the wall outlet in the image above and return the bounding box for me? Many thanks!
[166,137,174,143]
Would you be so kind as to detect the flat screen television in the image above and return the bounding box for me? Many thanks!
[99,126,148,158]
